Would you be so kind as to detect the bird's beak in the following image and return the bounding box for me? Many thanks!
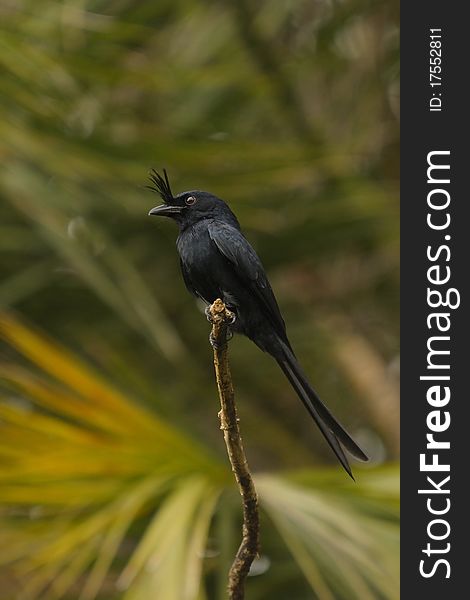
[148,204,183,217]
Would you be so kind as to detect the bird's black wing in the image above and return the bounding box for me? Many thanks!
[208,222,368,474]
[208,221,288,342]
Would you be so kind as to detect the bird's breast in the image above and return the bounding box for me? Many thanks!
[177,224,227,303]
[177,225,213,269]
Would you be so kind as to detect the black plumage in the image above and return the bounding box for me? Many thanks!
[148,170,368,478]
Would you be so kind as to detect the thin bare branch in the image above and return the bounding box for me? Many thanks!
[208,299,260,600]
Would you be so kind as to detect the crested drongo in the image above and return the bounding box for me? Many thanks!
[148,170,368,478]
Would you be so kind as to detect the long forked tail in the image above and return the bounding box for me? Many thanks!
[276,339,368,479]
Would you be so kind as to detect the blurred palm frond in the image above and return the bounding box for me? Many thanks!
[0,315,398,599]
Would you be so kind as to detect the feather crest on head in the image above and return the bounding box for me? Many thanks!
[147,169,174,203]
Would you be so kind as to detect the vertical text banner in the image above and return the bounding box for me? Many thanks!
[401,3,467,598]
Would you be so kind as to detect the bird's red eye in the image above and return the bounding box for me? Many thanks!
[185,195,197,206]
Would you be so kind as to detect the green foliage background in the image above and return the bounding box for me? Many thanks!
[0,0,399,598]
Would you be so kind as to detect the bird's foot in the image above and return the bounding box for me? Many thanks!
[209,332,224,350]
[205,305,236,325]
[207,300,236,349]
[209,328,233,350]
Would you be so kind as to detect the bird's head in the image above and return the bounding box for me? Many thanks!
[147,169,239,229]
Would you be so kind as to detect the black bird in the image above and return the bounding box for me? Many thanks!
[148,170,368,478]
